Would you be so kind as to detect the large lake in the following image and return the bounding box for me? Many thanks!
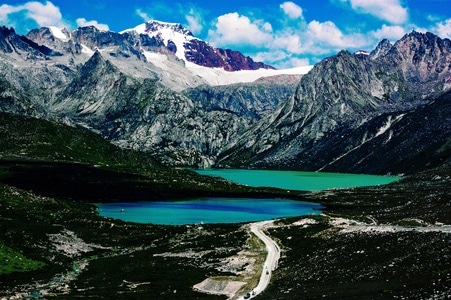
[97,198,322,225]
[194,169,399,191]
[98,170,399,225]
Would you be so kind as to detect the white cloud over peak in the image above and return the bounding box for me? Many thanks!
[76,18,109,31]
[273,30,303,54]
[185,8,204,35]
[346,0,408,24]
[136,8,152,22]
[207,12,273,47]
[372,24,406,40]
[0,1,109,33]
[0,1,66,29]
[286,56,311,67]
[306,20,367,49]
[0,5,15,23]
[207,10,377,68]
[254,50,311,68]
[433,18,451,39]
[25,1,62,26]
[280,1,303,19]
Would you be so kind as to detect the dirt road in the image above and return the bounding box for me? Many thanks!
[239,220,280,299]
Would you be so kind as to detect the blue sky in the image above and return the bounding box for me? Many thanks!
[1,0,450,68]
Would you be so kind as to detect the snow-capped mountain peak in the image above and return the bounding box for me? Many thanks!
[23,20,312,90]
[121,20,275,72]
[121,20,196,61]
[123,20,194,37]
[144,20,194,37]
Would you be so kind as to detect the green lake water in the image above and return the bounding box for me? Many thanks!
[98,170,399,225]
[194,169,400,191]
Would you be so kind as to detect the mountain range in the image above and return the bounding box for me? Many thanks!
[1,19,451,300]
[0,21,450,175]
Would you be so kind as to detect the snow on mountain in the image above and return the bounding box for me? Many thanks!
[121,21,196,61]
[184,64,313,86]
[140,48,312,85]
[24,20,312,90]
[121,20,313,86]
[48,26,69,41]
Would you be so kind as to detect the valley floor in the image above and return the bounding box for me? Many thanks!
[0,164,450,299]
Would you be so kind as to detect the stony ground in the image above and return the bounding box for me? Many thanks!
[1,164,450,299]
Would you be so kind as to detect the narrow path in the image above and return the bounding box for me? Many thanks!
[239,220,280,299]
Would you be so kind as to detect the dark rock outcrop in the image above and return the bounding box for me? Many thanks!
[184,39,275,71]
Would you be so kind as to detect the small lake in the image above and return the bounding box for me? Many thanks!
[194,169,400,191]
[98,170,399,225]
[97,198,322,225]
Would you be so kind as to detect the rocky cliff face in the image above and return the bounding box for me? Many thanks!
[0,26,247,167]
[184,81,297,119]
[1,25,450,174]
[47,51,254,167]
[216,31,451,174]
[184,39,274,71]
[21,21,278,92]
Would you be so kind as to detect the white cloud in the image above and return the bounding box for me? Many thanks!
[253,49,311,69]
[347,0,408,24]
[136,8,152,22]
[273,31,303,54]
[207,12,377,68]
[433,18,451,39]
[280,1,303,19]
[0,4,16,24]
[185,8,203,35]
[307,20,344,46]
[306,20,367,49]
[76,18,109,31]
[0,1,66,29]
[372,24,406,40]
[24,1,63,27]
[283,56,311,67]
[207,12,273,47]
[0,1,109,33]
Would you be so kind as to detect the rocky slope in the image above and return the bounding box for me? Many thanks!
[24,21,278,91]
[1,25,281,167]
[1,25,450,174]
[48,51,254,167]
[123,21,274,71]
[0,23,311,167]
[184,80,298,119]
[217,31,451,174]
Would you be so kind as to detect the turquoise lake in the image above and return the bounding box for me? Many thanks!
[98,170,399,225]
[97,198,322,225]
[194,169,400,191]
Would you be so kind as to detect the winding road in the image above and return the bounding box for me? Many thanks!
[239,220,280,299]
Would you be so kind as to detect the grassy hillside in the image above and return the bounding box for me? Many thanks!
[0,111,160,167]
[0,112,297,201]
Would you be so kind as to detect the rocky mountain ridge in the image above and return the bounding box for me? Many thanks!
[216,31,451,172]
[122,20,274,71]
[0,23,299,166]
[22,20,280,91]
[1,25,450,174]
